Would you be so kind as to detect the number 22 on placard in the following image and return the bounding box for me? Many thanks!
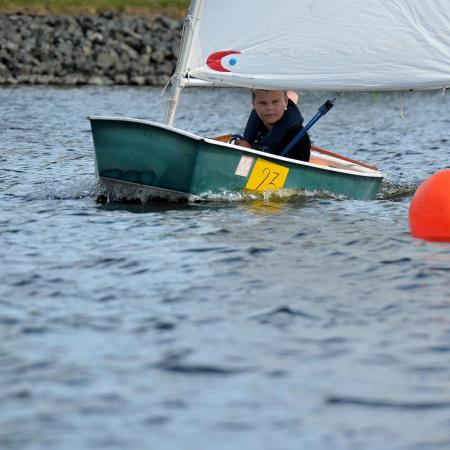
[245,158,289,192]
[256,167,279,189]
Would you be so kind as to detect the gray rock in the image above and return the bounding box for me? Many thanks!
[0,62,10,77]
[96,51,116,70]
[5,76,18,85]
[114,73,129,84]
[150,49,166,64]
[87,75,113,86]
[130,75,146,86]
[0,12,183,85]
[63,74,86,85]
[118,42,138,60]
[86,30,105,44]
[81,43,93,57]
[156,61,174,75]
[5,40,19,52]
[35,75,53,84]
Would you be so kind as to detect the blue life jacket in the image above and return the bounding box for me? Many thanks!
[243,99,310,162]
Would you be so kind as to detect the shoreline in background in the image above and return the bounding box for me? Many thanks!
[0,1,188,18]
[0,12,183,86]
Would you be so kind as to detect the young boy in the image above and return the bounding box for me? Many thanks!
[237,90,310,162]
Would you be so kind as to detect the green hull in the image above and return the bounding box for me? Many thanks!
[89,117,383,201]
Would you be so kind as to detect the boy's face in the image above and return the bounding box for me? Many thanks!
[252,90,288,128]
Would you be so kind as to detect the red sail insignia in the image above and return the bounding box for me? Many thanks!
[206,50,241,72]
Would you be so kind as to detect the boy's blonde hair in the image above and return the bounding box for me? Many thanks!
[251,89,288,101]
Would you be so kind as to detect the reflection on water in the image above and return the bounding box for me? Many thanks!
[243,199,295,216]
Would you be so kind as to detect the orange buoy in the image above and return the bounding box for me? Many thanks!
[409,169,450,242]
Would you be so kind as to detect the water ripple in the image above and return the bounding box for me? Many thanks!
[327,396,450,410]
[2,86,450,450]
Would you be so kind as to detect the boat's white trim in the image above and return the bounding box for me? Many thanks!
[89,116,203,141]
[89,116,384,179]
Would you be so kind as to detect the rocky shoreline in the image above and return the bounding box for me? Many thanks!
[0,12,182,86]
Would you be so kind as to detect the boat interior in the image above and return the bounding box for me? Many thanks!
[211,134,378,174]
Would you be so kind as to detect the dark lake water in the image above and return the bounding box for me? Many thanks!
[1,86,450,450]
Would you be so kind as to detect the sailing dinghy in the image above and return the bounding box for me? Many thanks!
[90,0,450,202]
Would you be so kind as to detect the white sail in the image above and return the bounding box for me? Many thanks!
[185,0,450,91]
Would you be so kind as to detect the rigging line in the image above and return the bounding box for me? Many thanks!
[330,91,342,106]
[188,80,219,131]
[160,74,175,97]
[398,91,407,125]
[187,109,200,133]
[205,79,218,91]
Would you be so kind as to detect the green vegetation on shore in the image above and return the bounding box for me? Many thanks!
[0,0,189,17]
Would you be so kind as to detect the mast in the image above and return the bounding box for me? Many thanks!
[164,0,204,127]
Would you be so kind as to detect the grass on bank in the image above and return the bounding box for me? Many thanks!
[0,0,190,17]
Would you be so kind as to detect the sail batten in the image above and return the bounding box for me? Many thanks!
[185,0,450,91]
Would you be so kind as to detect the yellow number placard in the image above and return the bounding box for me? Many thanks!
[245,158,289,191]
